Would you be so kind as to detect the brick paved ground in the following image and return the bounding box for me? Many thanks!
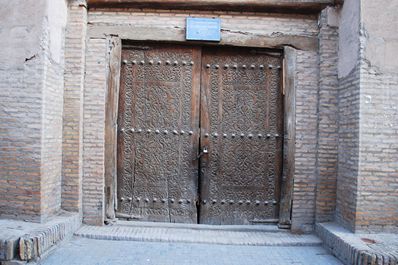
[39,237,342,265]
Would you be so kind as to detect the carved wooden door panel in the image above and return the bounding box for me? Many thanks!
[117,44,283,225]
[117,44,201,223]
[199,47,283,225]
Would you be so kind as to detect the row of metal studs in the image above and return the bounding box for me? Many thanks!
[204,132,280,138]
[120,197,192,204]
[203,199,278,205]
[120,128,193,135]
[120,197,278,205]
[119,128,281,138]
[122,60,194,66]
[205,64,281,69]
[121,60,281,70]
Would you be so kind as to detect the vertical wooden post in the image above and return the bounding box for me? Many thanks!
[104,37,122,221]
[278,46,296,228]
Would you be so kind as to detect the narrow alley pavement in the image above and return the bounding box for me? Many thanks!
[39,237,342,265]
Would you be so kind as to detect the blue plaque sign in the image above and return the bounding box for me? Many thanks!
[186,17,221,42]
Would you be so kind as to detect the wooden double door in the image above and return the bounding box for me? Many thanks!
[117,43,283,225]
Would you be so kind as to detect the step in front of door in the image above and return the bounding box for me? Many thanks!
[75,223,321,246]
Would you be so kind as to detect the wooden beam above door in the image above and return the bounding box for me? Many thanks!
[87,0,340,14]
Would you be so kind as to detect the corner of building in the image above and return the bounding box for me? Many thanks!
[0,0,83,263]
[316,0,398,263]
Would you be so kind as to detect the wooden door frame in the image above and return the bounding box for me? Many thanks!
[104,38,296,228]
[104,36,122,222]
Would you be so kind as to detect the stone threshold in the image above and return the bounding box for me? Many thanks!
[0,211,80,264]
[116,220,283,232]
[75,221,322,246]
[316,222,398,265]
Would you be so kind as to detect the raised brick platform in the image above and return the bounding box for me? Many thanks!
[316,222,398,265]
[0,212,80,264]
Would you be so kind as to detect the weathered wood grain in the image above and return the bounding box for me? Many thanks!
[104,36,122,221]
[88,25,317,51]
[87,0,338,13]
[278,46,296,228]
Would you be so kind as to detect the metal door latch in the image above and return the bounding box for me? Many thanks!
[196,146,209,159]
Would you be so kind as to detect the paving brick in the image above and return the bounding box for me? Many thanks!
[39,237,342,265]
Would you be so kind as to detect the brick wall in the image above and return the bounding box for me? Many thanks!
[335,0,398,233]
[0,0,67,222]
[88,8,318,36]
[40,48,65,219]
[41,0,68,218]
[356,65,398,232]
[334,0,361,232]
[291,50,319,233]
[82,38,108,225]
[62,0,88,213]
[0,0,46,221]
[354,0,398,233]
[335,64,361,231]
[315,8,339,223]
[0,61,44,221]
[336,45,398,234]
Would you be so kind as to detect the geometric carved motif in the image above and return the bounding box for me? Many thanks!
[117,44,283,224]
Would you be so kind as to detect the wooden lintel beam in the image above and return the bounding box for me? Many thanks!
[87,0,339,13]
[88,24,318,51]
